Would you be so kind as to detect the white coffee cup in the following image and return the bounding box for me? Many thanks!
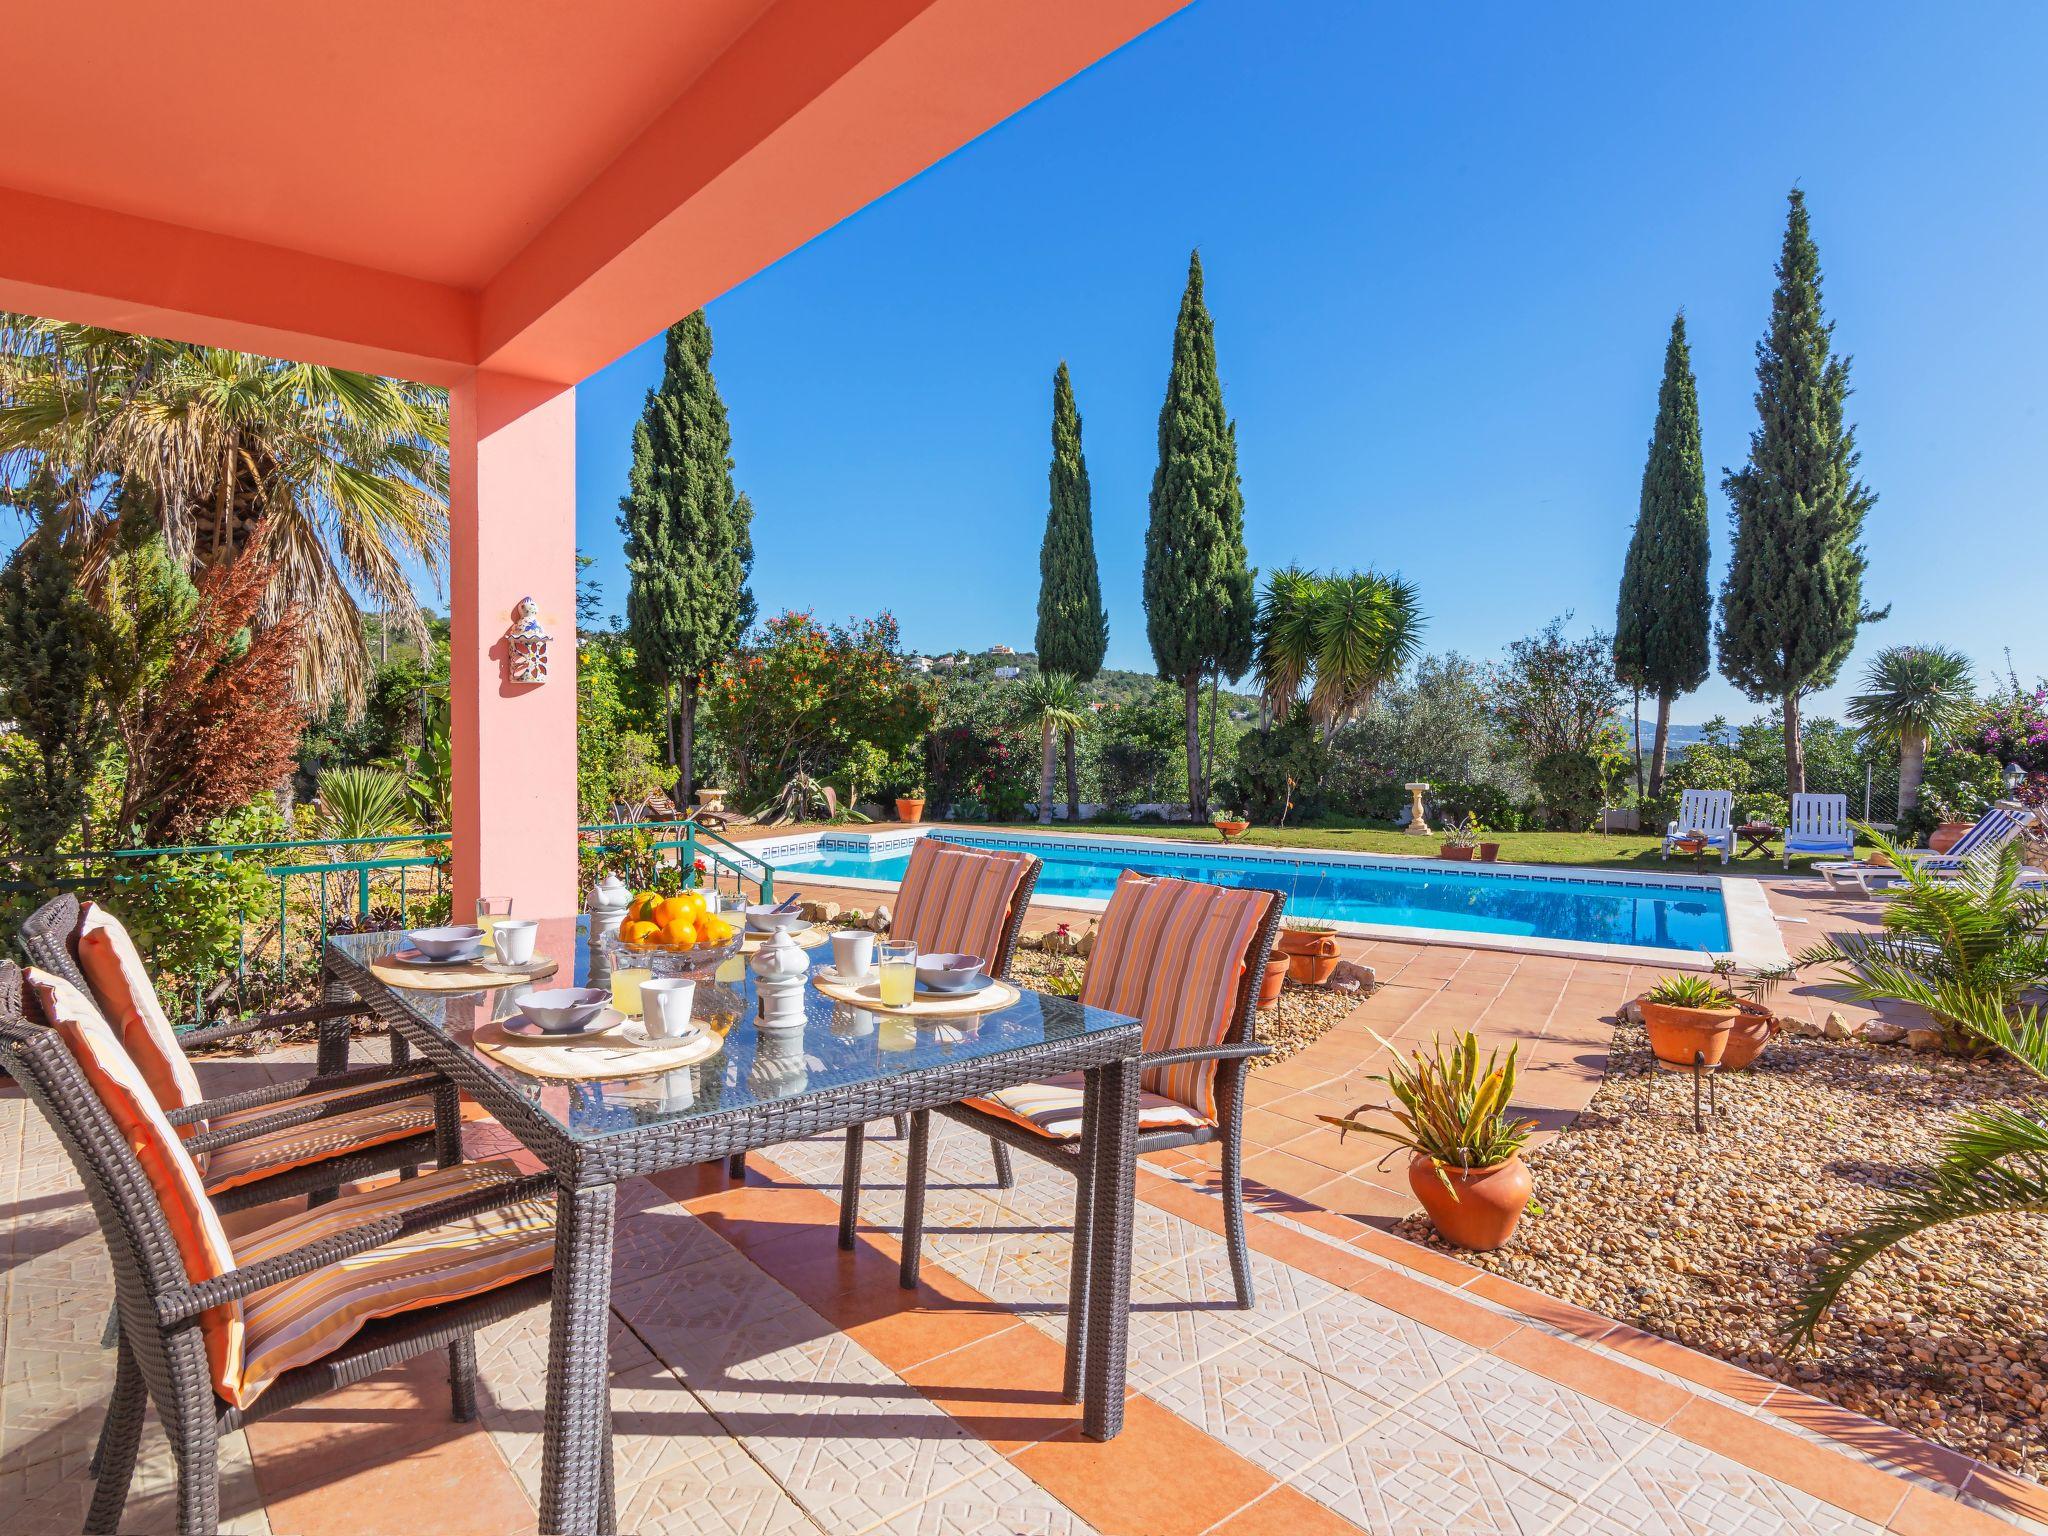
[830,929,875,981]
[492,919,539,965]
[640,977,699,1041]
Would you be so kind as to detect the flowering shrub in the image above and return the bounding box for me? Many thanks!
[700,611,934,808]
[1976,685,2048,774]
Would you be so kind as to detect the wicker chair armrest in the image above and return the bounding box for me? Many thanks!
[182,1074,442,1153]
[155,1173,557,1323]
[163,1063,442,1128]
[177,999,365,1051]
[1139,1041,1271,1070]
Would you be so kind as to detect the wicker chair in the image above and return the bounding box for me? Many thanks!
[0,962,565,1536]
[19,893,456,1213]
[823,845,1043,1244]
[895,880,1284,1308]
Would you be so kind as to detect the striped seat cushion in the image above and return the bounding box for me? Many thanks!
[1081,872,1272,1120]
[202,1088,439,1193]
[232,1160,554,1409]
[890,839,1033,968]
[72,901,208,1133]
[965,1072,1213,1140]
[26,968,245,1400]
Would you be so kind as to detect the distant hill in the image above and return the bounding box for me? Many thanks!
[1618,718,1709,750]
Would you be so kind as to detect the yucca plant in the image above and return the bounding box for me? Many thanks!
[1321,1030,1538,1188]
[316,766,415,842]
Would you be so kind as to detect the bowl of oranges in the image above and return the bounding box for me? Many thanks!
[606,888,744,971]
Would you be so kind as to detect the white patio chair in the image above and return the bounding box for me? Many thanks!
[1816,805,2038,893]
[1662,789,1735,864]
[1782,793,1854,866]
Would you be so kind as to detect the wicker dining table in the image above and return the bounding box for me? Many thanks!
[325,918,1145,1536]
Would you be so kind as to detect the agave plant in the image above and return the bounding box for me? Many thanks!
[1797,831,2048,1054]
[1642,973,1735,1010]
[1320,1030,1537,1188]
[316,766,416,842]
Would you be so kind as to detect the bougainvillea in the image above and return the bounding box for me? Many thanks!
[1976,685,2048,774]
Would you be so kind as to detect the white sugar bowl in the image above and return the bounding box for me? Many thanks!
[749,926,810,981]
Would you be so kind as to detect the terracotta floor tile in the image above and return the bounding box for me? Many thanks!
[1011,1396,1275,1536]
[1202,1482,1367,1535]
[1344,1226,1485,1288]
[1598,1321,1780,1407]
[1960,1463,2048,1529]
[1349,1267,1523,1350]
[256,1414,533,1536]
[244,1354,472,1499]
[899,1323,1091,1454]
[1464,1272,1617,1342]
[1758,1385,1977,1492]
[1888,1482,2035,1536]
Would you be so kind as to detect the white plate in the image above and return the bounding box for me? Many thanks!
[392,946,485,967]
[498,1007,624,1042]
[613,1019,709,1050]
[813,964,872,986]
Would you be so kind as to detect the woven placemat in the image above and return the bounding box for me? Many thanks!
[811,971,1021,1019]
[369,953,559,992]
[472,1016,721,1080]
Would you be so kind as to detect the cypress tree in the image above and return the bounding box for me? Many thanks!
[1035,362,1108,820]
[1144,251,1255,817]
[1718,190,1883,793]
[1613,313,1712,799]
[617,312,755,802]
[0,509,103,856]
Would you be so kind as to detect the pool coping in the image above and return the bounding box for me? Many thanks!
[750,825,1791,973]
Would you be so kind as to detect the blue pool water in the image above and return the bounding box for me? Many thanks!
[766,831,1730,953]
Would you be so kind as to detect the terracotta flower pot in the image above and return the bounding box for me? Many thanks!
[1477,843,1501,862]
[895,797,925,824]
[1278,929,1341,985]
[1408,1152,1532,1251]
[1256,953,1288,1009]
[1640,998,1742,1068]
[1214,818,1249,840]
[1719,999,1778,1071]
[1928,821,1974,854]
[1439,844,1475,861]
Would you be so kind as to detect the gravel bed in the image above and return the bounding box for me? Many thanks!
[1004,948,1356,1067]
[1393,1021,2048,1479]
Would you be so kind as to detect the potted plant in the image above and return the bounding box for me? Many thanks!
[1707,958,1796,1069]
[1277,917,1342,985]
[895,783,927,824]
[1320,1032,1536,1251]
[1256,950,1288,1008]
[1438,812,1479,862]
[1638,973,1743,1068]
[1213,807,1250,841]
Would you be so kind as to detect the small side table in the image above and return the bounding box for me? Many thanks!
[1736,823,1780,858]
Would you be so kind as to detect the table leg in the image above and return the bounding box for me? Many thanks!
[1081,1056,1138,1441]
[1060,1080,1098,1405]
[540,1180,617,1536]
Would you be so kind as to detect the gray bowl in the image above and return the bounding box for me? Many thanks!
[744,904,807,935]
[514,987,611,1034]
[915,953,985,993]
[407,924,486,959]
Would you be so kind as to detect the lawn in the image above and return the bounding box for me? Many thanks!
[1058,816,1847,878]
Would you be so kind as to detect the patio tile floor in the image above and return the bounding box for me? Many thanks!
[3,873,2041,1534]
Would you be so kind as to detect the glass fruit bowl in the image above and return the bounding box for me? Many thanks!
[600,929,745,978]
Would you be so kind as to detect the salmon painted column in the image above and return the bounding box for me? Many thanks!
[448,370,579,918]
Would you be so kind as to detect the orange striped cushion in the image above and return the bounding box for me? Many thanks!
[73,901,207,1132]
[890,839,1032,968]
[1080,872,1271,1119]
[965,1073,1213,1140]
[25,968,243,1399]
[232,1160,554,1408]
[202,1090,438,1193]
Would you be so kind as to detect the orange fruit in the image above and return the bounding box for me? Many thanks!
[661,918,698,948]
[654,895,689,927]
[675,890,706,920]
[622,920,659,947]
[698,915,735,945]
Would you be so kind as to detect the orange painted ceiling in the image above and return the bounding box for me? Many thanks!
[1,0,777,289]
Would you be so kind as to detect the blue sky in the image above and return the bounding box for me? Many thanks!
[573,0,2048,725]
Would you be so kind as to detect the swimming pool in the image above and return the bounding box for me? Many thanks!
[748,828,1781,967]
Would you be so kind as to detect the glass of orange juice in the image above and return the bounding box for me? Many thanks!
[611,964,654,1018]
[877,941,916,1009]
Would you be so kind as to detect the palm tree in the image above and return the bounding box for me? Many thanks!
[1789,837,2048,1344]
[0,315,448,711]
[1255,568,1424,740]
[1016,672,1087,825]
[1846,645,1976,816]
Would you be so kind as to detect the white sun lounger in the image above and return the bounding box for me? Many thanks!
[1816,805,2038,894]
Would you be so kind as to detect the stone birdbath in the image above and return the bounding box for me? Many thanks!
[1403,782,1432,837]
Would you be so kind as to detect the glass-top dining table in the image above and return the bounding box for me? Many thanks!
[325,917,1145,1536]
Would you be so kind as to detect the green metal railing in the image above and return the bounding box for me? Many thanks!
[2,817,777,1020]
